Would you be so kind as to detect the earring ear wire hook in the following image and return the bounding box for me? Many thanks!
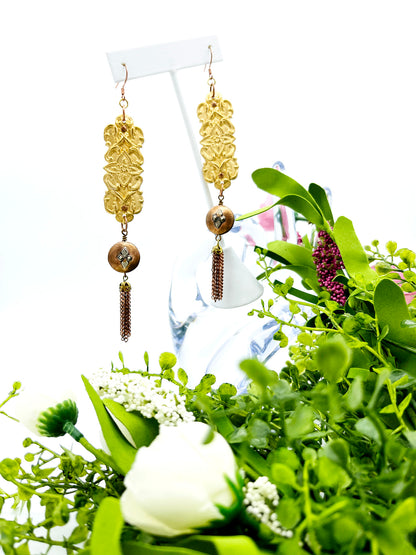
[116,63,129,96]
[116,63,129,122]
[204,45,216,98]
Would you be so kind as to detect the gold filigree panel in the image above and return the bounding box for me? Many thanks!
[197,94,238,190]
[103,115,144,222]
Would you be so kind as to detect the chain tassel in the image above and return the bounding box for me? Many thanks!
[211,245,224,301]
[119,280,132,342]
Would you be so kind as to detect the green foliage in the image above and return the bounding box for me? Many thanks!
[3,174,416,553]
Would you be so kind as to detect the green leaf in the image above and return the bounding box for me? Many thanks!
[332,517,361,544]
[103,398,158,449]
[271,463,297,487]
[17,485,33,501]
[252,168,323,215]
[181,535,266,555]
[240,359,278,388]
[298,332,314,347]
[81,375,136,475]
[218,383,237,397]
[344,376,363,410]
[247,419,270,448]
[267,241,316,269]
[323,439,349,468]
[90,497,123,555]
[159,352,177,370]
[398,393,412,416]
[308,183,334,225]
[374,279,416,346]
[0,458,20,480]
[317,456,351,489]
[316,336,352,383]
[178,368,188,386]
[276,498,301,529]
[388,497,416,534]
[355,417,381,445]
[122,542,202,555]
[386,241,398,255]
[286,405,315,439]
[68,524,89,544]
[333,216,377,282]
[371,522,416,555]
[275,195,323,227]
[236,201,280,221]
[15,544,30,555]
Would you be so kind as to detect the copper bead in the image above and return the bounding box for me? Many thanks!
[108,241,140,273]
[206,205,235,235]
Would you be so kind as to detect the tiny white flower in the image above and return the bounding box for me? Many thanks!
[243,476,293,537]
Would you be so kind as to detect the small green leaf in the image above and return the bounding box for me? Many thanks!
[386,241,397,255]
[0,458,20,480]
[316,336,352,383]
[178,368,188,386]
[398,393,412,416]
[271,463,297,487]
[218,383,237,397]
[286,405,315,439]
[344,376,363,411]
[298,332,314,347]
[323,439,349,468]
[240,359,278,388]
[355,417,381,444]
[68,524,89,544]
[317,456,351,489]
[379,324,390,341]
[333,517,361,544]
[18,485,33,501]
[276,498,301,529]
[159,352,177,370]
[143,351,149,368]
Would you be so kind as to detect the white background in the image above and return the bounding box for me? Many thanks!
[1,0,416,452]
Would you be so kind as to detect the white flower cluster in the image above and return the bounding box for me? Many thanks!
[91,369,195,427]
[243,476,293,538]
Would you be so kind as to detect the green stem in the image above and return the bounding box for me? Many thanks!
[10,480,75,506]
[14,533,81,551]
[63,422,118,470]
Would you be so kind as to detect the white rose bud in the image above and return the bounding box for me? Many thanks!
[120,421,241,537]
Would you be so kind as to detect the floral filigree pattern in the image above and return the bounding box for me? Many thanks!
[103,115,144,222]
[197,94,238,190]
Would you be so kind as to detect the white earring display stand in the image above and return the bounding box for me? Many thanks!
[107,36,223,210]
[106,36,263,308]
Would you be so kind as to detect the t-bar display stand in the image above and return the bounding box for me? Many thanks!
[106,36,223,210]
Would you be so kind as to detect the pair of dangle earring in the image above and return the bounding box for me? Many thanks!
[197,46,239,301]
[103,64,144,341]
[102,50,237,341]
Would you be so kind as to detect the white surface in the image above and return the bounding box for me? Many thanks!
[1,0,416,446]
[107,36,223,81]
